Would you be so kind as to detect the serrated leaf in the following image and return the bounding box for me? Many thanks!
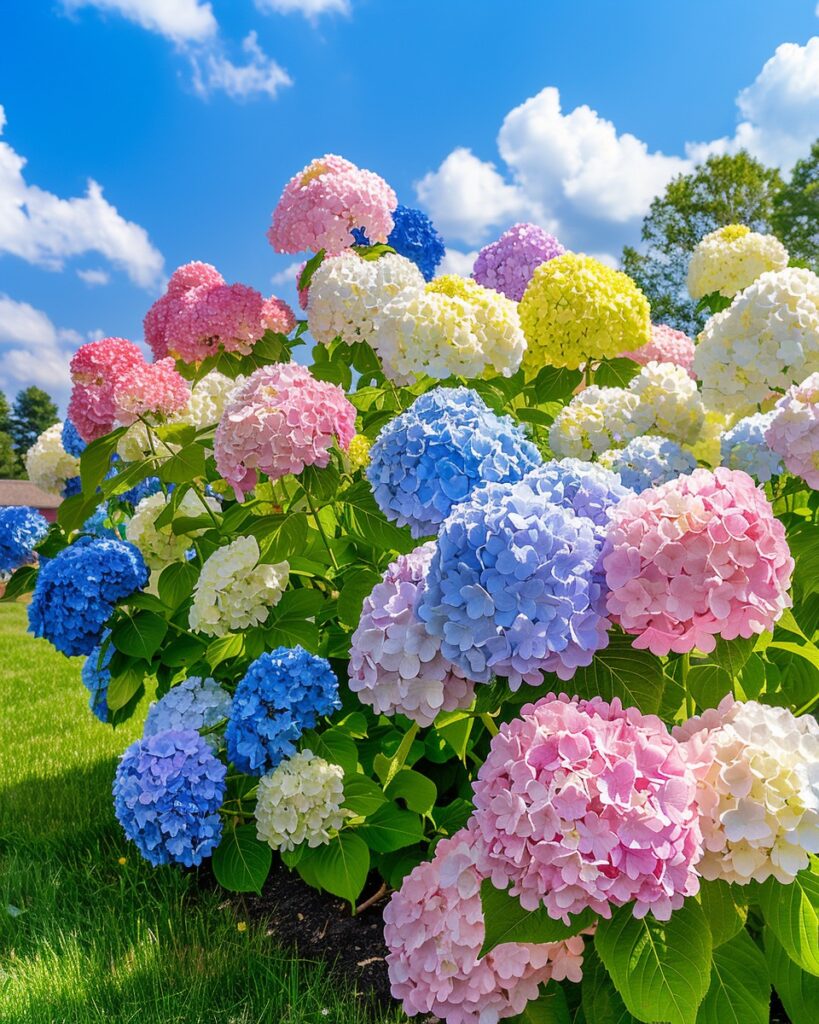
[302,727,358,774]
[532,366,583,403]
[358,803,424,853]
[110,611,168,661]
[341,480,414,554]
[337,568,380,628]
[695,929,769,1024]
[570,631,664,713]
[0,565,37,602]
[581,944,639,1024]
[698,879,747,947]
[594,358,640,388]
[479,880,596,956]
[264,588,324,650]
[160,443,207,484]
[106,662,146,713]
[157,561,199,610]
[211,824,272,894]
[246,513,308,563]
[301,463,340,503]
[764,926,819,1024]
[206,632,245,670]
[757,870,819,976]
[300,830,369,908]
[161,634,208,668]
[705,636,756,679]
[79,430,122,494]
[688,665,733,710]
[343,774,387,817]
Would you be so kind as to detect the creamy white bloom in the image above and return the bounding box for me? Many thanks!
[694,268,819,415]
[24,423,79,496]
[628,361,705,446]
[254,750,351,852]
[548,386,640,460]
[687,225,789,300]
[126,490,219,569]
[188,535,289,637]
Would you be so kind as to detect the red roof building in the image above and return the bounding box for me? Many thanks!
[0,479,62,522]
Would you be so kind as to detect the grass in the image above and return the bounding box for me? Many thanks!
[0,603,402,1024]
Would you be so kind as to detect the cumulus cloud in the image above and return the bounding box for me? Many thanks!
[436,248,479,277]
[255,0,350,18]
[0,105,164,288]
[62,0,216,44]
[0,294,84,404]
[191,31,292,101]
[77,268,110,286]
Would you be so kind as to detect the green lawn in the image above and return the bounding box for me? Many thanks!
[0,603,401,1024]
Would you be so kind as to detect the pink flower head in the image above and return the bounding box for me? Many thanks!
[384,824,585,1024]
[295,261,309,310]
[68,337,145,441]
[601,467,793,656]
[765,372,819,489]
[111,357,190,426]
[471,693,703,922]
[623,323,697,379]
[267,154,397,255]
[214,363,356,500]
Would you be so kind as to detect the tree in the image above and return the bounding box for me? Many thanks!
[622,152,783,335]
[9,386,58,459]
[0,431,18,478]
[0,390,10,434]
[772,139,819,272]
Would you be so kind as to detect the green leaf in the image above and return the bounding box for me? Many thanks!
[698,879,747,947]
[211,824,272,894]
[341,479,414,554]
[358,803,424,853]
[509,981,570,1023]
[58,491,100,533]
[788,520,819,597]
[106,662,146,713]
[110,611,168,661]
[157,561,199,610]
[161,634,208,668]
[695,929,769,1024]
[246,513,308,563]
[297,249,326,292]
[79,430,122,494]
[337,568,381,628]
[301,830,369,908]
[160,443,207,484]
[206,632,245,670]
[594,358,640,388]
[479,880,596,956]
[706,636,756,679]
[301,463,340,503]
[764,926,819,1024]
[581,944,639,1024]
[302,727,358,774]
[154,422,196,447]
[342,774,387,817]
[595,899,712,1024]
[264,588,324,650]
[385,769,437,816]
[532,365,583,403]
[570,631,664,713]
[435,712,474,760]
[688,665,733,710]
[0,565,37,603]
[757,870,819,976]
[767,639,819,675]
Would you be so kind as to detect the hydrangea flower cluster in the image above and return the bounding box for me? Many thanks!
[628,361,705,446]
[694,268,819,414]
[29,537,148,656]
[472,222,565,302]
[602,468,793,656]
[353,204,445,281]
[306,251,424,346]
[182,371,242,429]
[418,481,609,686]
[427,274,527,369]
[686,409,733,468]
[126,490,219,569]
[518,458,630,528]
[0,506,48,573]
[68,337,145,441]
[188,536,289,637]
[81,633,113,722]
[214,364,356,500]
[385,825,585,1024]
[367,387,541,538]
[268,154,397,254]
[687,225,789,300]
[254,750,350,852]
[622,323,697,379]
[472,694,703,921]
[676,698,819,884]
[600,436,697,493]
[144,676,232,741]
[113,729,226,867]
[346,433,371,472]
[226,647,340,775]
[765,372,819,488]
[144,261,296,363]
[720,412,783,483]
[111,357,190,426]
[61,419,86,458]
[549,386,640,460]
[349,543,475,728]
[24,423,80,496]
[519,253,651,373]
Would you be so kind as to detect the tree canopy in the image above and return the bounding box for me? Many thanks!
[9,386,58,463]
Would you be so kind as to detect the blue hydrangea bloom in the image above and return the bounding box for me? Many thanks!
[353,204,445,281]
[113,729,226,867]
[720,412,784,483]
[601,436,698,493]
[28,537,148,656]
[417,481,610,688]
[61,419,86,458]
[144,676,232,745]
[62,476,82,498]
[367,387,542,539]
[119,476,164,506]
[81,632,113,722]
[82,504,118,538]
[226,646,340,775]
[518,458,631,527]
[0,506,48,573]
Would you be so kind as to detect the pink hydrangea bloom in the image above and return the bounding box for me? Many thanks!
[384,825,585,1024]
[349,542,475,727]
[214,363,356,500]
[765,372,819,488]
[111,357,191,426]
[267,154,397,255]
[622,324,697,379]
[471,694,703,922]
[601,467,793,656]
[68,337,145,441]
[295,261,309,310]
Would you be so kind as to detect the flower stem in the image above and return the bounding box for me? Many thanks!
[304,490,339,571]
[681,651,694,719]
[480,712,499,737]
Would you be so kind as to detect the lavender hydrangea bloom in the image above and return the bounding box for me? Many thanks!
[518,458,631,527]
[353,204,445,281]
[367,387,542,538]
[600,436,698,493]
[28,537,148,656]
[0,506,48,573]
[226,647,340,775]
[61,419,86,458]
[113,729,226,867]
[720,412,784,483]
[472,223,565,302]
[417,481,610,687]
[144,676,232,744]
[81,632,113,722]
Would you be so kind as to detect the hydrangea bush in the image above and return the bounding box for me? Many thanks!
[4,152,819,1024]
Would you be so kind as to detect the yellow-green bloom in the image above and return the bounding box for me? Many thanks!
[687,224,788,300]
[347,433,372,472]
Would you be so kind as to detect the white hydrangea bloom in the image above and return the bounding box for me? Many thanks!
[188,535,289,637]
[126,490,219,569]
[117,420,175,462]
[687,225,789,300]
[548,386,640,460]
[255,750,351,852]
[694,268,819,415]
[181,371,242,429]
[675,698,819,884]
[307,251,425,346]
[24,423,79,496]
[628,361,705,445]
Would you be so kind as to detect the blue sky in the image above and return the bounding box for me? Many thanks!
[1,0,818,409]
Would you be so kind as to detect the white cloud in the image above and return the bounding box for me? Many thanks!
[436,248,479,278]
[271,260,303,287]
[255,0,350,18]
[77,268,110,286]
[191,31,293,100]
[0,105,164,288]
[0,294,84,403]
[62,0,216,44]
